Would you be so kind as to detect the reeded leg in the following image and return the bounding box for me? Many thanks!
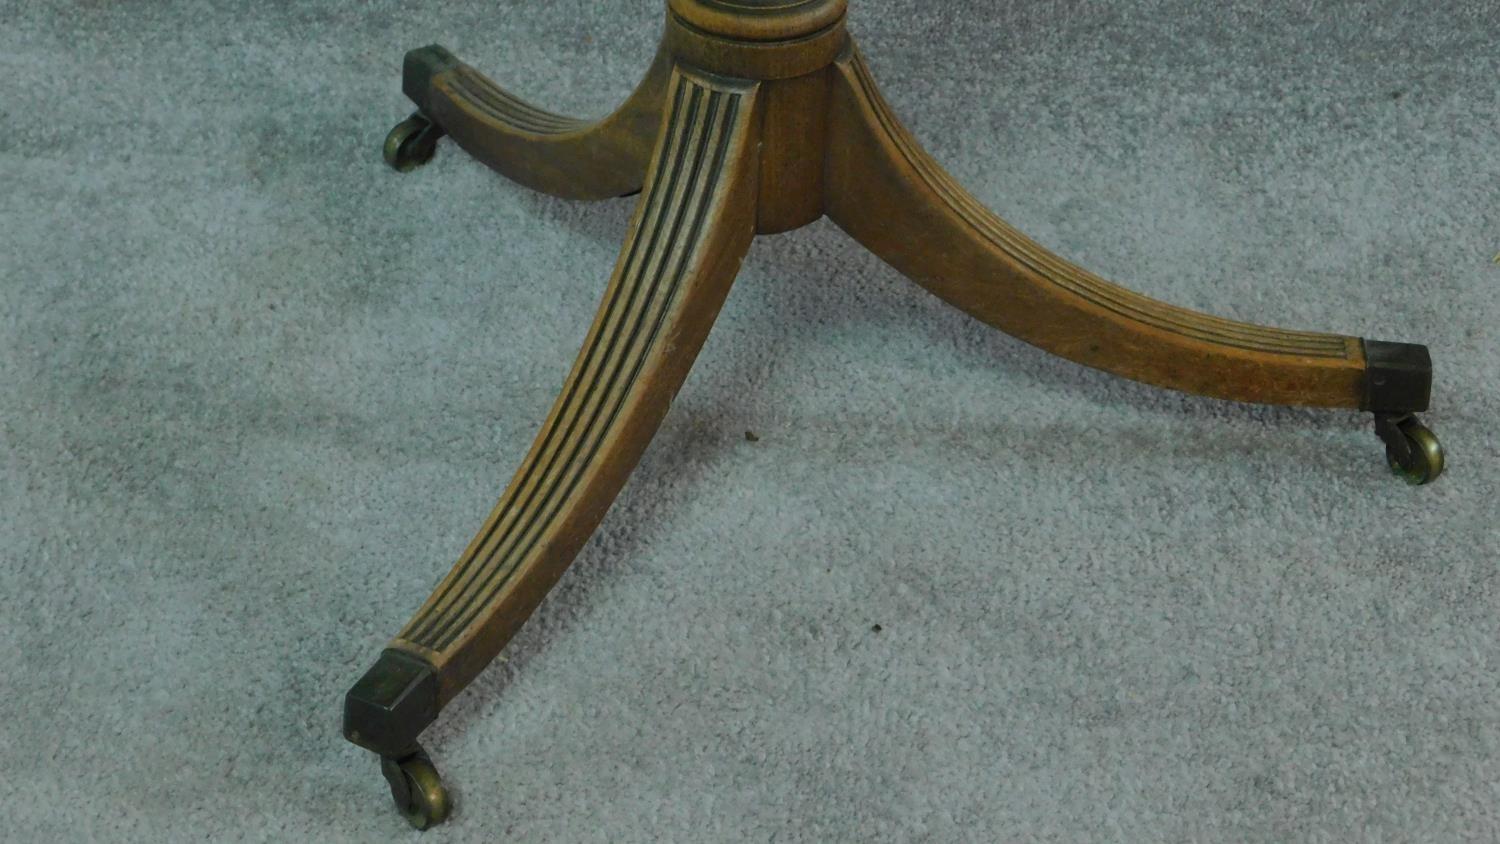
[825,47,1441,481]
[346,67,763,828]
[386,45,674,199]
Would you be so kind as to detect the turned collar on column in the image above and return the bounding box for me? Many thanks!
[666,0,850,80]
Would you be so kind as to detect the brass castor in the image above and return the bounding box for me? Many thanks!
[383,113,445,172]
[1376,413,1445,485]
[380,747,451,830]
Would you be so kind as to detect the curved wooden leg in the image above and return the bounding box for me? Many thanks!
[824,46,1441,481]
[345,66,762,827]
[387,44,674,199]
[825,47,1438,421]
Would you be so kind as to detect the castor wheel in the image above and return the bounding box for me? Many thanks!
[380,747,451,830]
[383,113,446,173]
[1375,413,1445,485]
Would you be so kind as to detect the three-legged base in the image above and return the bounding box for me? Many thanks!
[344,0,1444,828]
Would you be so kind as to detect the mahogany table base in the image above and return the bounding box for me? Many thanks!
[344,0,1444,828]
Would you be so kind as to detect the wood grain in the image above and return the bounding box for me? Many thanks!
[391,69,762,703]
[412,46,674,200]
[824,47,1369,408]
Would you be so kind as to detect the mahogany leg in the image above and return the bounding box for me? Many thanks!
[383,45,674,200]
[346,66,763,828]
[824,46,1443,482]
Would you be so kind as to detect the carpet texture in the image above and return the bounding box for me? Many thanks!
[3,1,1497,840]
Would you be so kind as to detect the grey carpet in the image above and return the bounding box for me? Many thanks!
[3,0,1497,840]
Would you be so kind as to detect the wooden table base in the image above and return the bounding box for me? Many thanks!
[344,0,1444,828]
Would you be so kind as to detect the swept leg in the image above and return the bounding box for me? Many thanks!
[388,44,674,199]
[346,66,762,827]
[825,48,1437,427]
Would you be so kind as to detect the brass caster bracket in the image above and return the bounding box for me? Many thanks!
[382,746,451,830]
[1375,412,1445,485]
[384,112,446,172]
[345,650,448,829]
[1361,340,1441,485]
